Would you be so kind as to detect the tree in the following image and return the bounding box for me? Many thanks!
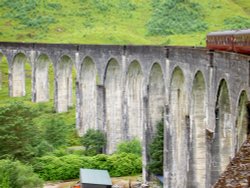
[0,159,43,188]
[116,138,142,156]
[147,120,164,175]
[44,117,69,148]
[0,102,40,161]
[81,129,106,156]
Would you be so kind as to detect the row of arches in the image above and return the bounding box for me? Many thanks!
[0,51,249,187]
[169,68,249,187]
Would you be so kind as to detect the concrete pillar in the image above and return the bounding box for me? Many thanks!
[104,59,122,154]
[79,57,97,134]
[12,53,26,97]
[56,55,73,113]
[33,54,52,103]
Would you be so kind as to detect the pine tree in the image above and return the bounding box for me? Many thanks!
[147,120,164,175]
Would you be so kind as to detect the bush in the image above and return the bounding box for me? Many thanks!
[43,117,69,148]
[147,0,207,35]
[224,16,250,30]
[33,153,142,180]
[108,153,142,177]
[0,159,43,188]
[116,138,142,156]
[81,129,107,156]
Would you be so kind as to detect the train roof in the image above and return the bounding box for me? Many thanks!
[235,29,250,35]
[207,29,250,36]
[207,30,235,36]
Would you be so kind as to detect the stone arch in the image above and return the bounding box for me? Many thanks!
[126,60,143,141]
[34,54,53,102]
[104,58,122,153]
[235,90,248,151]
[211,79,232,185]
[79,56,98,134]
[148,63,165,134]
[170,66,187,187]
[12,53,31,97]
[57,55,74,113]
[189,71,207,187]
[0,53,8,90]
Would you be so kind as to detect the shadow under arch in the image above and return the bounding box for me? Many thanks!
[211,79,232,185]
[0,53,9,92]
[235,90,248,152]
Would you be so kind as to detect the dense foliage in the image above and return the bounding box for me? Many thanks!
[147,120,164,175]
[147,0,208,35]
[224,16,250,29]
[0,159,43,188]
[81,129,107,156]
[116,138,142,156]
[33,153,142,180]
[0,102,40,161]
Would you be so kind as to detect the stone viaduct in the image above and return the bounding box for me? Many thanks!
[0,42,250,188]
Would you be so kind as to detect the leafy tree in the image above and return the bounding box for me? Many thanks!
[81,129,107,156]
[0,159,43,188]
[43,117,69,148]
[147,120,164,175]
[0,102,41,161]
[116,138,142,156]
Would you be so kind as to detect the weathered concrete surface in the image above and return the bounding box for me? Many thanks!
[0,42,250,188]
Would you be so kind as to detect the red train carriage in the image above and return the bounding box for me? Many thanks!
[206,29,250,55]
[206,30,234,52]
[233,29,250,55]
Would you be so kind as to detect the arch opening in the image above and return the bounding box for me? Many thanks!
[79,57,98,135]
[211,79,232,185]
[235,91,248,151]
[189,71,206,187]
[147,63,165,176]
[35,54,53,103]
[170,66,187,187]
[104,58,122,154]
[0,54,8,92]
[57,55,75,113]
[126,61,143,141]
[12,53,31,97]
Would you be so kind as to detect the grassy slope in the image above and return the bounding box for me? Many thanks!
[0,0,249,46]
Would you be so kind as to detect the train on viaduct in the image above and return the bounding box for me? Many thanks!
[0,42,250,188]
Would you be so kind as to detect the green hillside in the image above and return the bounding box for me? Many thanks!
[0,0,249,46]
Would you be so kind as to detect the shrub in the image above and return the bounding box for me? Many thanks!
[224,16,250,30]
[116,138,142,156]
[81,129,107,156]
[147,0,207,35]
[33,153,142,180]
[108,153,142,177]
[0,159,43,188]
[43,117,69,148]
